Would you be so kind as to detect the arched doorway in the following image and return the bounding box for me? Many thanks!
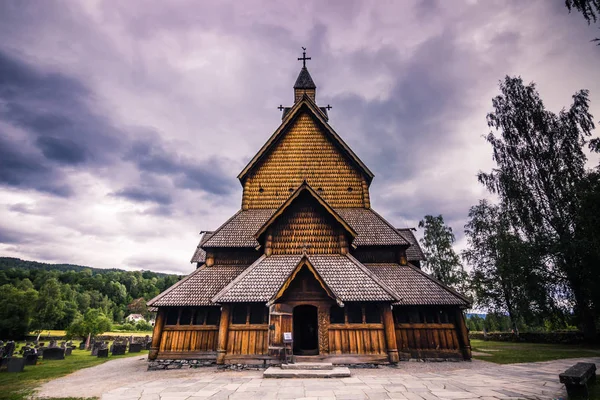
[293,305,319,355]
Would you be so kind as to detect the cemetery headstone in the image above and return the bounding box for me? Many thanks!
[65,347,73,356]
[112,342,126,356]
[49,340,57,348]
[97,348,109,358]
[91,342,102,356]
[129,343,142,353]
[79,342,86,350]
[43,347,65,360]
[25,353,38,366]
[5,341,16,358]
[7,357,25,373]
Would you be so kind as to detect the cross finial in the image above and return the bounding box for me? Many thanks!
[298,47,311,68]
[278,105,284,111]
[325,104,332,111]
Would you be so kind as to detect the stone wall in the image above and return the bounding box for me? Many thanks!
[147,359,215,370]
[469,331,586,344]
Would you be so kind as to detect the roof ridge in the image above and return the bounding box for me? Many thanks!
[147,267,200,306]
[344,254,401,301]
[237,99,374,183]
[254,182,357,240]
[366,208,410,246]
[211,255,268,303]
[405,262,471,306]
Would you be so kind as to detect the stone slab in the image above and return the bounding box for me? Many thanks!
[263,366,351,378]
[281,362,334,370]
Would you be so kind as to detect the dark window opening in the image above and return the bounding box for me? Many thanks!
[179,308,192,325]
[393,309,409,324]
[206,308,221,325]
[249,304,267,324]
[231,305,247,324]
[193,308,206,325]
[364,304,381,323]
[165,309,179,325]
[347,186,353,192]
[330,306,345,324]
[347,304,363,323]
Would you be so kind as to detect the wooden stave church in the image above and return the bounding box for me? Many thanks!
[147,56,472,365]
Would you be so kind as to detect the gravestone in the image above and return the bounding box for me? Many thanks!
[97,348,109,358]
[79,342,86,350]
[4,341,16,358]
[129,343,142,353]
[38,347,47,357]
[43,347,65,360]
[49,340,57,348]
[112,342,126,356]
[91,342,102,356]
[65,347,73,356]
[25,353,38,366]
[7,357,25,373]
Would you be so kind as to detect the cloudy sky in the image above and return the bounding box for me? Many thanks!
[0,0,598,274]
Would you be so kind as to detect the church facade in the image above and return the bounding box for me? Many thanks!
[147,55,471,365]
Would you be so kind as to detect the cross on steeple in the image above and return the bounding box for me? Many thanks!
[278,105,284,111]
[297,47,311,68]
[325,104,332,111]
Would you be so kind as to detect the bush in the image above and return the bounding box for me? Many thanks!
[117,323,136,331]
[135,320,153,331]
[66,309,112,339]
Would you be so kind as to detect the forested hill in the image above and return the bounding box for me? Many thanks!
[0,257,175,276]
[0,257,183,339]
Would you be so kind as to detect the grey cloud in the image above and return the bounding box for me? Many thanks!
[113,187,173,205]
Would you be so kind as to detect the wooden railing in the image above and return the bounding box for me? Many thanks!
[395,323,460,353]
[226,324,269,355]
[159,325,219,353]
[328,323,386,355]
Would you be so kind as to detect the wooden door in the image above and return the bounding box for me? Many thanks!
[268,303,293,357]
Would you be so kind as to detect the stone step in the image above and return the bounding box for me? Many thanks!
[263,366,351,378]
[281,362,333,370]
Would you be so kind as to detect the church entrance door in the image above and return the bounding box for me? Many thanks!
[293,305,319,355]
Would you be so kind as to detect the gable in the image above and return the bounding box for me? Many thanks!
[266,191,350,255]
[241,108,371,209]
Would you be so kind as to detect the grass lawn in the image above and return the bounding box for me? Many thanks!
[0,347,148,400]
[33,330,153,338]
[471,339,600,364]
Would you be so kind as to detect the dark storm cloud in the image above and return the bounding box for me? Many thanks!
[127,139,237,196]
[113,187,173,205]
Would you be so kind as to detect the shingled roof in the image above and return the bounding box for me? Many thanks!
[190,231,214,263]
[213,254,397,304]
[147,264,247,307]
[294,67,316,89]
[365,263,470,307]
[201,208,408,249]
[397,228,426,261]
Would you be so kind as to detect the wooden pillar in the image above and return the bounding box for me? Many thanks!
[149,308,165,360]
[216,305,231,364]
[317,305,330,355]
[382,305,399,363]
[455,308,472,360]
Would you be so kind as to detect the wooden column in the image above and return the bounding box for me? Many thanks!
[317,305,330,355]
[149,308,165,360]
[216,305,231,364]
[382,305,399,363]
[455,308,472,360]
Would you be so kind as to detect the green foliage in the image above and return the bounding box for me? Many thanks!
[66,309,112,339]
[418,215,467,291]
[477,76,599,338]
[0,257,181,338]
[135,319,153,331]
[0,284,37,339]
[470,339,600,364]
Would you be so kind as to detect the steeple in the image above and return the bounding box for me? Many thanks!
[294,48,316,103]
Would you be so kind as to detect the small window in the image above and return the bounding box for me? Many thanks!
[231,305,247,325]
[179,308,192,325]
[206,308,221,325]
[347,187,353,192]
[193,308,206,325]
[330,306,345,324]
[165,309,179,325]
[258,187,264,193]
[249,304,266,324]
[347,304,363,324]
[440,310,449,324]
[364,304,381,323]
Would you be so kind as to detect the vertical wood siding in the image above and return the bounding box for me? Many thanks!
[159,327,219,353]
[243,112,368,209]
[226,326,269,355]
[328,325,387,355]
[395,323,461,356]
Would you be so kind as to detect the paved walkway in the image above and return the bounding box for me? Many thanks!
[36,356,600,400]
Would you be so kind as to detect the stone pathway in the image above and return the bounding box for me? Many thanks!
[36,356,600,400]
